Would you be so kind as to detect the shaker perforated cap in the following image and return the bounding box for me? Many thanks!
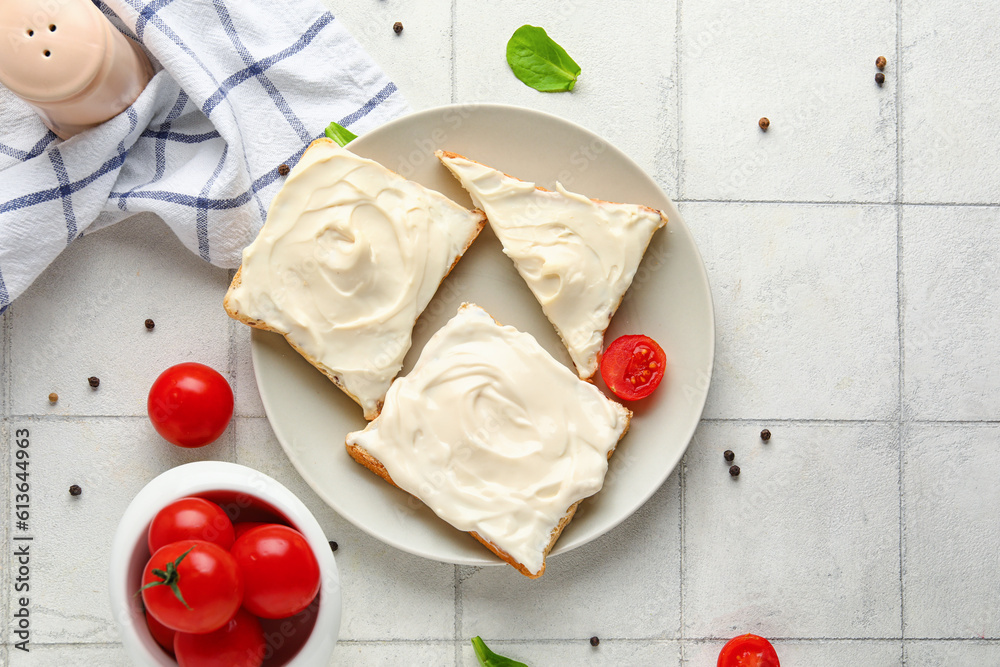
[0,0,109,103]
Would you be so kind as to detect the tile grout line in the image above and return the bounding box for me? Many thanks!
[675,0,684,200]
[453,565,461,667]
[676,198,1000,208]
[449,0,457,106]
[895,0,906,654]
[675,1,685,658]
[678,452,686,651]
[702,418,1000,426]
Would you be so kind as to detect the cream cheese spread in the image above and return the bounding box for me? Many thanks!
[228,140,484,419]
[437,151,667,379]
[346,303,631,575]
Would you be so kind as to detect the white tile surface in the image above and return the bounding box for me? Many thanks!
[329,0,453,111]
[905,640,1000,667]
[680,0,896,202]
[235,417,456,641]
[460,475,680,641]
[684,421,901,638]
[4,0,1000,661]
[903,424,1000,638]
[453,0,678,195]
[7,417,228,644]
[902,206,1000,421]
[7,644,130,666]
[8,213,231,417]
[462,639,680,667]
[233,324,266,418]
[684,202,899,420]
[901,1,1000,204]
[684,639,902,666]
[333,641,455,667]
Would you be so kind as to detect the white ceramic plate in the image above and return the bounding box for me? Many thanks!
[252,104,715,567]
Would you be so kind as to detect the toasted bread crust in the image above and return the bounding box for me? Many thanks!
[435,150,667,380]
[223,140,487,420]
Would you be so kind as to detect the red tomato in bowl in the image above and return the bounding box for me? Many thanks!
[140,540,243,634]
[145,612,176,657]
[147,362,233,448]
[600,334,666,401]
[718,634,780,667]
[148,497,235,553]
[233,522,268,540]
[174,608,266,667]
[230,525,320,619]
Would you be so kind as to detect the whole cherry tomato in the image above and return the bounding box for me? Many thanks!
[148,497,235,553]
[174,608,266,667]
[600,334,666,401]
[230,525,320,619]
[140,540,243,634]
[147,362,233,448]
[718,634,780,667]
[145,612,176,657]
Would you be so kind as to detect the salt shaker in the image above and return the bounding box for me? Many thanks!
[0,0,154,139]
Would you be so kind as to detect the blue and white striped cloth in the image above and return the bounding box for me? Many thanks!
[0,0,408,312]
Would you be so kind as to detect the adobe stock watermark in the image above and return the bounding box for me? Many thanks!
[10,428,33,653]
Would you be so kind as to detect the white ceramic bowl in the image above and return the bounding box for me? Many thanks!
[109,461,341,666]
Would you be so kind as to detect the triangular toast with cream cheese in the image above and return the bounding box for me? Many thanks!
[225,139,486,419]
[436,150,667,380]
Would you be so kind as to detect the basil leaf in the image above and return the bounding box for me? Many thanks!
[505,25,581,92]
[471,636,529,667]
[324,121,358,147]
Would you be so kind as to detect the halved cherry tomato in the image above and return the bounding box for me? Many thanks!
[140,540,243,634]
[718,634,780,667]
[145,611,176,657]
[174,608,266,667]
[148,497,235,553]
[147,362,233,448]
[600,334,666,401]
[230,525,320,619]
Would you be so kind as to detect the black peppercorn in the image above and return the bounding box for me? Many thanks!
[69,484,82,496]
[724,449,735,462]
[278,164,290,176]
[760,429,771,441]
[393,21,403,35]
[875,72,885,86]
[590,636,600,647]
[145,318,155,330]
[88,376,100,388]
[729,465,740,477]
[329,541,339,552]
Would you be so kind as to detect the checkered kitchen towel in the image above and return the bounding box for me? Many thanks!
[0,0,409,312]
